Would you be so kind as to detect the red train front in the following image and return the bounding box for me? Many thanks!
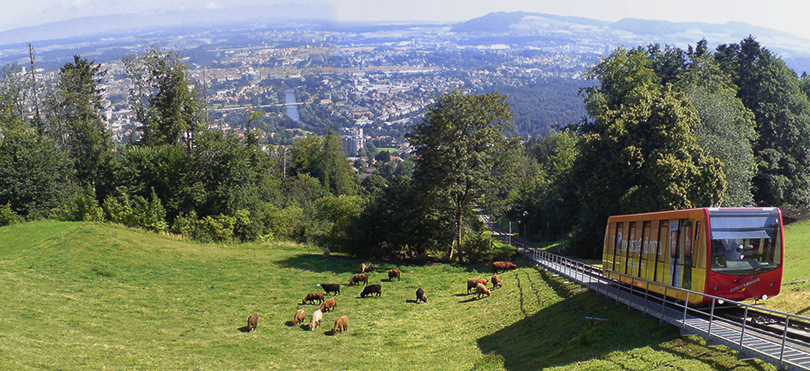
[703,208,783,302]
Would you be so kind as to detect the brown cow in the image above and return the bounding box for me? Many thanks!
[292,308,306,325]
[301,292,325,305]
[416,287,427,303]
[388,269,401,281]
[467,278,489,293]
[246,314,258,332]
[349,274,369,286]
[492,261,517,273]
[331,315,349,334]
[475,283,492,298]
[491,275,503,288]
[360,262,376,273]
[320,297,337,313]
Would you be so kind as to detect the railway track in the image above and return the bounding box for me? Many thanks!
[481,212,810,369]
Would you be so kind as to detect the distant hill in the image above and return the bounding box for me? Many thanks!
[452,12,810,73]
[4,9,810,72]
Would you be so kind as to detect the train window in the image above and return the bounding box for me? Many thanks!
[709,211,782,275]
[682,221,692,256]
[694,221,701,241]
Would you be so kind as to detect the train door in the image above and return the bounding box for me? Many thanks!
[627,222,637,276]
[611,222,624,271]
[679,220,693,290]
[638,221,651,279]
[654,220,668,283]
[669,220,681,287]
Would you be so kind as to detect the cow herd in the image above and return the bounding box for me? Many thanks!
[240,259,517,335]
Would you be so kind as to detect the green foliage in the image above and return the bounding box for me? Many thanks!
[48,55,115,200]
[0,128,76,217]
[102,188,167,232]
[0,203,22,226]
[291,132,359,196]
[0,63,26,132]
[716,36,810,205]
[124,48,204,147]
[259,204,306,241]
[408,90,515,259]
[348,176,451,258]
[573,47,724,256]
[682,52,757,206]
[314,194,363,248]
[57,185,104,222]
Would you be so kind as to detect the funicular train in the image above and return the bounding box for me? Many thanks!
[602,208,784,305]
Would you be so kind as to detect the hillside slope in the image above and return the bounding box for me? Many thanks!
[0,221,775,370]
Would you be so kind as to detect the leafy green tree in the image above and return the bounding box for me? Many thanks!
[715,36,810,205]
[118,144,192,220]
[49,56,116,200]
[0,128,76,217]
[512,132,580,242]
[575,47,724,257]
[407,90,514,260]
[0,63,26,133]
[681,52,757,206]
[347,176,450,258]
[291,132,358,196]
[124,48,204,147]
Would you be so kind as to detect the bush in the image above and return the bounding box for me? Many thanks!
[0,203,22,226]
[57,186,104,222]
[102,188,167,232]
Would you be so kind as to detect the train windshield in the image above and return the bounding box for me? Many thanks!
[709,209,782,275]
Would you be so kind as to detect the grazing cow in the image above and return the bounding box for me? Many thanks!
[475,282,492,299]
[246,314,258,332]
[349,274,369,286]
[492,261,517,273]
[309,309,323,331]
[317,283,341,296]
[320,297,337,313]
[301,292,325,305]
[491,275,503,288]
[416,288,427,303]
[360,262,376,273]
[360,284,382,298]
[388,269,401,281]
[323,247,330,258]
[293,308,306,325]
[467,278,489,293]
[331,316,349,334]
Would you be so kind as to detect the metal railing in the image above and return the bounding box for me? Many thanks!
[515,243,810,371]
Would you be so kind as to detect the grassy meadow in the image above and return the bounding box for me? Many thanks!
[0,221,793,370]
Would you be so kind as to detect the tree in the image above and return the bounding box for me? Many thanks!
[715,36,810,205]
[124,48,204,147]
[0,63,26,133]
[49,55,116,200]
[574,47,724,257]
[681,52,757,206]
[291,132,358,197]
[407,90,514,260]
[0,128,76,217]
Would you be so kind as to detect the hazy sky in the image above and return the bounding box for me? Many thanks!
[4,0,810,38]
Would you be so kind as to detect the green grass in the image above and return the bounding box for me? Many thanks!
[0,221,778,370]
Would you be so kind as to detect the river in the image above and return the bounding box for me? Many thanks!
[284,90,300,122]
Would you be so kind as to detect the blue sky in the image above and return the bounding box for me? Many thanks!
[3,0,810,38]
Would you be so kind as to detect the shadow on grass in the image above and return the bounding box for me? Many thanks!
[237,326,252,333]
[652,337,773,371]
[460,297,482,303]
[476,273,682,370]
[274,253,527,275]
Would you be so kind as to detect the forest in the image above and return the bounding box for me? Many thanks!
[2,36,810,260]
